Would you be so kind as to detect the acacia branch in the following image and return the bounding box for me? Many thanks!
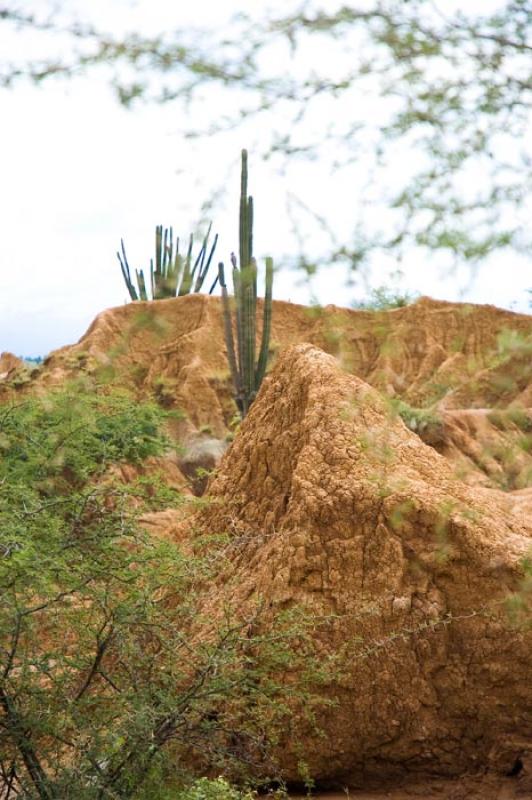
[73,623,115,702]
[0,687,54,800]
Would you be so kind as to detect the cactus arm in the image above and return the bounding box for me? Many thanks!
[255,256,274,390]
[242,262,257,416]
[189,226,207,292]
[156,225,163,275]
[164,227,171,278]
[231,258,245,402]
[248,196,254,282]
[239,150,249,271]
[136,268,148,301]
[178,234,194,296]
[172,236,184,298]
[219,262,243,415]
[117,239,139,301]
[162,227,170,294]
[150,258,155,300]
[163,227,179,298]
[151,225,162,298]
[200,232,219,293]
[193,223,215,292]
[208,274,219,295]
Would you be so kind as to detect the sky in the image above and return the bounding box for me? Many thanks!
[0,0,530,357]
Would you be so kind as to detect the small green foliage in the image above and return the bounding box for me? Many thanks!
[0,387,170,492]
[65,349,89,370]
[392,399,444,445]
[0,385,328,799]
[129,307,171,336]
[176,777,253,800]
[130,363,150,386]
[493,329,532,365]
[352,286,419,311]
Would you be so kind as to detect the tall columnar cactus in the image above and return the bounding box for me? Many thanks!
[219,149,274,418]
[117,224,219,301]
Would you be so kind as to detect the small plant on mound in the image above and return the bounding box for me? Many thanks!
[219,150,274,418]
[392,399,445,447]
[352,285,419,311]
[118,223,219,301]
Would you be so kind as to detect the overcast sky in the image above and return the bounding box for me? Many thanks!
[0,0,530,357]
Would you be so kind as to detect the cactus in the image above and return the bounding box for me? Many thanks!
[219,150,274,418]
[117,223,218,301]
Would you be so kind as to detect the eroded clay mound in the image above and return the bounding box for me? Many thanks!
[4,295,530,417]
[2,296,530,492]
[0,351,24,379]
[428,408,532,490]
[195,345,532,787]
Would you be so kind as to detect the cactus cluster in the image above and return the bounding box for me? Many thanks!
[118,224,218,301]
[219,150,274,418]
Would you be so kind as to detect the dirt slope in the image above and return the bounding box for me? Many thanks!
[1,295,530,491]
[193,344,532,791]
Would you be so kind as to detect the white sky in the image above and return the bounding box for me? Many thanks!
[0,0,530,357]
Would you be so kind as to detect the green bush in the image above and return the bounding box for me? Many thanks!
[392,399,445,447]
[176,778,253,800]
[352,286,419,311]
[0,387,171,491]
[0,387,323,800]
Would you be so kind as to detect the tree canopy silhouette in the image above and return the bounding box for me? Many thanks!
[2,1,531,276]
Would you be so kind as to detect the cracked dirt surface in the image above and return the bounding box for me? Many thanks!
[191,344,532,787]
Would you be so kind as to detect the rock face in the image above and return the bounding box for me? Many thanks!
[194,345,532,787]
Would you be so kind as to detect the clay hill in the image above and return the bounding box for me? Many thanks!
[1,295,531,798]
[1,295,531,493]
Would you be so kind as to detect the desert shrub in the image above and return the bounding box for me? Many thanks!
[392,399,444,446]
[352,286,419,311]
[0,388,323,799]
[0,387,172,492]
[175,777,253,800]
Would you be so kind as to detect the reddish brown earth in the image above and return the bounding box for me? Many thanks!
[2,295,530,491]
[1,296,531,798]
[192,344,532,797]
[0,351,24,380]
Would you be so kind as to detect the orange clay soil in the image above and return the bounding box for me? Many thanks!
[1,296,531,797]
[2,295,530,491]
[189,344,531,793]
